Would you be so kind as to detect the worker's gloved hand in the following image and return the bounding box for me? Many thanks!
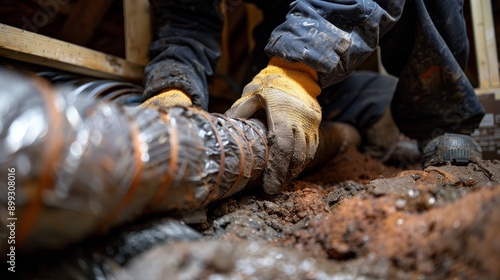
[225,57,322,194]
[141,89,192,109]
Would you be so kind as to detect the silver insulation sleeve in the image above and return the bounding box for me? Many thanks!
[0,70,267,251]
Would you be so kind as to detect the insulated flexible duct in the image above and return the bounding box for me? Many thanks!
[0,69,360,252]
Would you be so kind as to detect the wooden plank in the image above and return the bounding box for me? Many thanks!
[123,0,151,65]
[0,24,144,82]
[218,0,230,74]
[470,0,500,89]
[475,87,500,96]
[57,0,114,46]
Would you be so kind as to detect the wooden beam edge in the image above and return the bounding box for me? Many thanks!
[123,0,151,65]
[470,0,500,89]
[475,87,500,96]
[0,24,145,82]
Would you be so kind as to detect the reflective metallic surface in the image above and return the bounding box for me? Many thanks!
[0,68,358,253]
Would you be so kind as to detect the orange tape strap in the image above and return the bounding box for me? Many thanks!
[243,119,269,169]
[197,110,226,205]
[216,115,248,200]
[148,112,178,209]
[18,78,63,246]
[97,120,144,233]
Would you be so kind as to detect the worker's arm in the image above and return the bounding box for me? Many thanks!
[227,0,406,194]
[265,0,405,88]
[143,0,223,110]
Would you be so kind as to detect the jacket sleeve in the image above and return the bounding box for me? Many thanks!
[144,0,223,110]
[264,0,405,88]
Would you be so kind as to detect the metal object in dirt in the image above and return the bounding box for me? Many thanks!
[0,69,360,252]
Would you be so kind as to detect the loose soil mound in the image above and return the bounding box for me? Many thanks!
[14,147,500,279]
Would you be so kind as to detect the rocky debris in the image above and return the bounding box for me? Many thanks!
[301,146,402,185]
[196,148,500,279]
[11,148,500,279]
[114,240,403,280]
[113,156,500,279]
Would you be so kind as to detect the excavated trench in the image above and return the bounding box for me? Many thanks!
[1,70,499,279]
[12,147,500,280]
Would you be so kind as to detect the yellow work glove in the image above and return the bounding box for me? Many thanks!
[141,89,192,109]
[225,57,322,194]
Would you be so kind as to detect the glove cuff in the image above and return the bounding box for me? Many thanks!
[142,88,193,108]
[264,56,321,98]
[159,88,189,96]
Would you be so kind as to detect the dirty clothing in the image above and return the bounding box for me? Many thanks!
[145,0,223,110]
[144,0,484,142]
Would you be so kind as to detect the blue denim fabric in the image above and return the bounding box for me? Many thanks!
[318,71,397,129]
[383,0,485,141]
[266,0,403,87]
[265,0,484,141]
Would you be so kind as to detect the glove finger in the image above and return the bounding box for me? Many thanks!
[140,94,192,109]
[288,128,319,182]
[287,128,308,182]
[262,122,294,194]
[225,94,263,119]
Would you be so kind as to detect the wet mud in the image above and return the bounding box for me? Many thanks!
[194,147,500,279]
[11,147,500,279]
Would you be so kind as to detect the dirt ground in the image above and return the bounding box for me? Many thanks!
[178,146,499,279]
[13,146,500,280]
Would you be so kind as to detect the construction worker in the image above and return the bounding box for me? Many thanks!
[142,0,485,194]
